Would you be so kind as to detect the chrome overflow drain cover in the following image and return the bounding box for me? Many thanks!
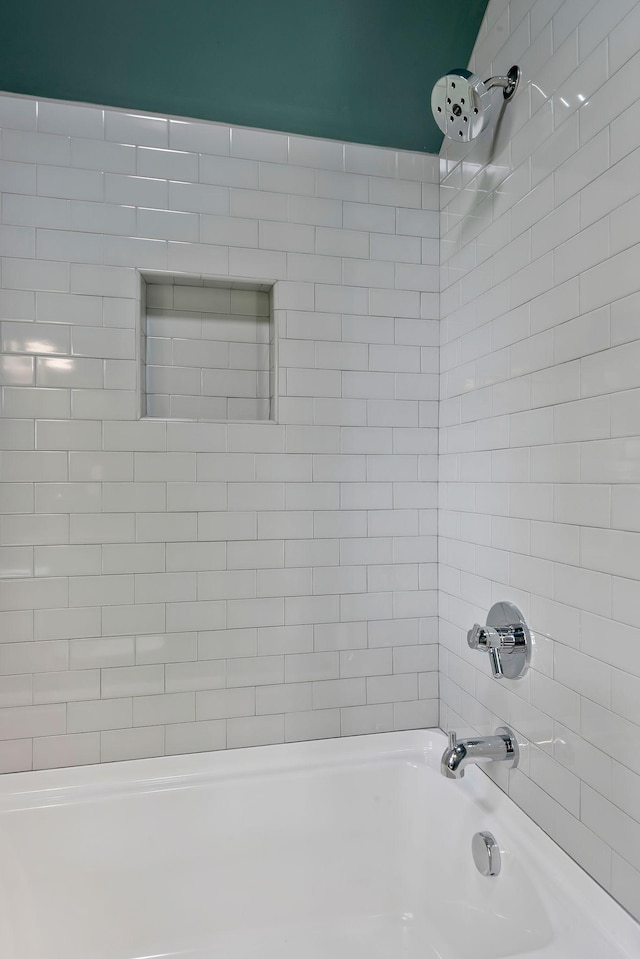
[472,831,501,877]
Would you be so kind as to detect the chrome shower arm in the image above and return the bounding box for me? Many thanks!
[484,65,521,100]
[484,75,512,90]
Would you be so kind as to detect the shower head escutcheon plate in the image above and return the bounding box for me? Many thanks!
[431,65,521,142]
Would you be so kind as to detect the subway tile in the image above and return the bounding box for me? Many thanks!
[2,513,69,547]
[289,136,344,169]
[581,613,640,676]
[0,224,35,260]
[165,660,225,693]
[0,419,35,451]
[0,546,32,579]
[37,163,103,202]
[0,484,34,515]
[285,708,340,742]
[581,527,640,579]
[0,639,68,676]
[0,94,37,130]
[0,739,33,773]
[165,719,226,755]
[316,170,368,203]
[0,160,37,197]
[101,665,164,699]
[227,597,283,629]
[133,691,194,726]
[394,699,438,730]
[101,726,164,762]
[370,176,421,208]
[198,511,256,542]
[259,162,315,196]
[0,610,33,644]
[70,138,136,175]
[342,201,394,235]
[105,172,167,208]
[71,636,135,670]
[556,645,611,708]
[105,111,168,147]
[256,682,311,715]
[33,731,100,769]
[135,632,195,665]
[260,220,314,253]
[166,600,225,633]
[0,704,65,741]
[288,195,342,228]
[230,188,287,222]
[0,576,67,612]
[3,193,70,230]
[70,513,135,545]
[166,241,228,275]
[581,244,640,313]
[137,146,197,181]
[344,144,395,177]
[341,703,393,736]
[231,127,287,163]
[2,129,70,166]
[34,605,100,642]
[582,51,640,151]
[197,629,255,661]
[136,513,197,543]
[196,687,255,721]
[227,655,283,688]
[33,669,100,705]
[580,438,640,484]
[67,697,132,733]
[367,673,417,705]
[226,714,283,748]
[167,117,229,154]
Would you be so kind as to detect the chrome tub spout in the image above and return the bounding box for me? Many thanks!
[441,727,519,780]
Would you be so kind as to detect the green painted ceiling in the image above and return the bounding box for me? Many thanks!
[0,0,489,153]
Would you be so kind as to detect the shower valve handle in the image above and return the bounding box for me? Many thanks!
[466,603,532,681]
[467,624,508,649]
[467,624,509,678]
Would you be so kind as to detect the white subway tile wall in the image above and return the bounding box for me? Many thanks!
[0,95,439,770]
[440,0,640,922]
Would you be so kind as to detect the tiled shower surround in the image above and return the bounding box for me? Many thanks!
[0,94,440,769]
[2,0,640,926]
[440,0,640,923]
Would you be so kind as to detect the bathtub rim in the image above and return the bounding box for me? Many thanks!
[0,727,442,803]
[0,726,638,958]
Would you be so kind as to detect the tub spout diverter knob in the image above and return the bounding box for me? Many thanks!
[467,602,531,680]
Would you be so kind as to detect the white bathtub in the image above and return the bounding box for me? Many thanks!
[0,729,637,959]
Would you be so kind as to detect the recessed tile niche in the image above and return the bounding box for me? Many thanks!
[139,273,275,422]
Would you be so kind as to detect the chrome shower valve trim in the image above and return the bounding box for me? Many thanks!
[467,601,531,679]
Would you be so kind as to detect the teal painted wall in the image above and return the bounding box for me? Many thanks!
[0,0,488,153]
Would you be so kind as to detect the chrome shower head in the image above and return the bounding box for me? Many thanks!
[431,65,521,142]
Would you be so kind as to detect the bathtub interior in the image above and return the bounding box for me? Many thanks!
[0,731,636,959]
